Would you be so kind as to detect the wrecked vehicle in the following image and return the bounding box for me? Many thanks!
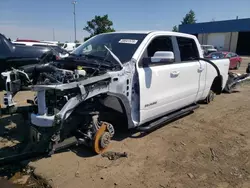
[1,31,233,163]
[0,33,60,89]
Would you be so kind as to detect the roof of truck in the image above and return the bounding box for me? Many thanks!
[110,30,184,34]
[100,31,196,38]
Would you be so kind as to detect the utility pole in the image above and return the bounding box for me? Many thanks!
[72,1,77,42]
[53,28,55,41]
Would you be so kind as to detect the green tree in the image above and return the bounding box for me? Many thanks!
[172,25,178,32]
[83,14,115,41]
[181,9,196,24]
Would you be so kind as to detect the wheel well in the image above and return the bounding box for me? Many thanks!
[210,75,223,95]
[70,94,131,131]
[98,95,129,130]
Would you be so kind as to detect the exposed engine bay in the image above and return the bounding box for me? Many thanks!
[0,56,136,159]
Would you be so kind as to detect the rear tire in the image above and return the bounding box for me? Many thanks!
[204,90,215,104]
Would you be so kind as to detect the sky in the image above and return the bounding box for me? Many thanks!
[0,0,250,42]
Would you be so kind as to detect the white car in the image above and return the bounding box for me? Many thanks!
[62,42,82,52]
[201,45,217,55]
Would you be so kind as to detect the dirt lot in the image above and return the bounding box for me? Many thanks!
[0,57,250,188]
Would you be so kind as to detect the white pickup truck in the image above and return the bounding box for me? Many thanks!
[1,31,230,155]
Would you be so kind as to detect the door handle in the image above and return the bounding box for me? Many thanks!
[170,71,180,77]
[198,67,204,73]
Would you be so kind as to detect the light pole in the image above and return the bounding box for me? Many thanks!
[53,28,55,41]
[72,1,77,42]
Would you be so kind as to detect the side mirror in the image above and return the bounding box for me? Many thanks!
[142,51,174,67]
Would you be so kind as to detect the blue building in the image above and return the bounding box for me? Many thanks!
[179,18,250,55]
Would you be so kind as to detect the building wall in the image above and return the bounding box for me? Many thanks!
[198,32,238,52]
[224,32,231,51]
[229,32,239,52]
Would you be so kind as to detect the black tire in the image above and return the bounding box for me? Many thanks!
[235,62,240,70]
[204,90,215,104]
[224,84,233,94]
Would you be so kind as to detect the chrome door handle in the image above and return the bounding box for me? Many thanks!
[170,71,180,77]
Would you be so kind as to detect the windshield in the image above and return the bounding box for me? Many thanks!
[71,33,147,63]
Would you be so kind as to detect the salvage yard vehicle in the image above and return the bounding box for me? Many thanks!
[206,51,242,70]
[0,34,60,89]
[0,31,233,164]
[13,40,69,59]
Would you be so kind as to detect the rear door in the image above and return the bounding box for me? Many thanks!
[175,37,203,104]
[137,35,201,124]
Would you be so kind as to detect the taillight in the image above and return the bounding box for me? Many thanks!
[56,56,60,60]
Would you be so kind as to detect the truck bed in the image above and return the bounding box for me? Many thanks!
[205,58,230,89]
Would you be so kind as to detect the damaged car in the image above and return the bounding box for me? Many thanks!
[1,31,243,164]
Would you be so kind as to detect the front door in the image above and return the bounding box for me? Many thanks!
[137,35,201,125]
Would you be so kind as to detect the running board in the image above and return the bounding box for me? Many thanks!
[137,104,199,132]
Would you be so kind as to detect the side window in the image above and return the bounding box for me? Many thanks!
[176,37,199,62]
[146,36,173,57]
[226,53,232,58]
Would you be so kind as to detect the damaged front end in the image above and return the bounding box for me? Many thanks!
[0,55,134,163]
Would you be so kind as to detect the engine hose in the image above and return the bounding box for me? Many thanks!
[21,64,58,74]
[40,73,60,83]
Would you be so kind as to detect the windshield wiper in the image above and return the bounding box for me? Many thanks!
[78,54,120,68]
[71,55,115,69]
